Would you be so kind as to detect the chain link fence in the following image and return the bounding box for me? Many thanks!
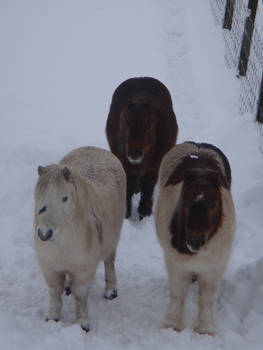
[210,0,263,122]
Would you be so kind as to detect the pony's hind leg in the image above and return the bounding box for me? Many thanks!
[104,250,118,300]
[126,190,132,219]
[45,271,65,322]
[64,274,72,296]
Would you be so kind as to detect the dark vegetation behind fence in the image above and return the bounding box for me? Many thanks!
[211,0,263,123]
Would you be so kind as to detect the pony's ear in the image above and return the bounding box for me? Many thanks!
[62,167,71,182]
[38,166,47,176]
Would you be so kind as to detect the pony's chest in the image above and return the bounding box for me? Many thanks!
[36,235,100,272]
[170,236,229,273]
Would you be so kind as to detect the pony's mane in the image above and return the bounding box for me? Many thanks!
[165,154,226,188]
[170,204,194,255]
[169,170,224,255]
[124,98,154,127]
[184,142,232,186]
[36,165,65,193]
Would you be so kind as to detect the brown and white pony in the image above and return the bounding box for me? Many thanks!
[106,77,178,219]
[155,142,235,334]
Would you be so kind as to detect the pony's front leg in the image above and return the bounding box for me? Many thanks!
[163,264,189,332]
[126,175,137,218]
[45,271,65,322]
[104,250,118,300]
[195,274,220,335]
[71,281,91,332]
[138,173,157,219]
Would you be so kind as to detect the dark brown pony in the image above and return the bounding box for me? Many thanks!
[106,77,178,219]
[166,142,231,254]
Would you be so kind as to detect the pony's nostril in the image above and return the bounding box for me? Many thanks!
[192,239,205,250]
[47,229,53,237]
[135,149,142,158]
[38,227,53,241]
[186,235,206,252]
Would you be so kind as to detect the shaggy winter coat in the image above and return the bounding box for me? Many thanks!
[155,142,235,334]
[34,146,126,331]
[106,77,178,219]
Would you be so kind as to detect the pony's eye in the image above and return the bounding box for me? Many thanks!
[62,196,68,202]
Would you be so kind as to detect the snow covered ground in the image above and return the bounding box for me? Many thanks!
[1,0,263,349]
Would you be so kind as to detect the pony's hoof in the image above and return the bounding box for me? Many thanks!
[192,274,198,283]
[81,324,90,333]
[162,317,184,332]
[194,324,216,336]
[78,317,90,332]
[64,286,71,296]
[104,289,118,300]
[45,317,60,322]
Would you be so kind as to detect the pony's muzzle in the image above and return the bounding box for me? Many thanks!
[127,149,143,164]
[186,236,206,253]
[37,227,53,241]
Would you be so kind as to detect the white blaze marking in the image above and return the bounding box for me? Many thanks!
[190,154,199,159]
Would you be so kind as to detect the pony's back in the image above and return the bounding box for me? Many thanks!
[60,146,126,192]
[106,77,178,157]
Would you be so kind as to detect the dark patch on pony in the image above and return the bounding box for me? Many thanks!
[168,148,225,255]
[106,77,178,219]
[169,179,223,255]
[170,206,194,255]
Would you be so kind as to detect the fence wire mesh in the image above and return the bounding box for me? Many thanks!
[210,0,263,118]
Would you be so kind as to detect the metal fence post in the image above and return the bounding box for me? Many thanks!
[257,72,263,123]
[223,0,236,30]
[238,0,259,77]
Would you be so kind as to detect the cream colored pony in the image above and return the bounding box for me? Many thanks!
[34,146,126,332]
